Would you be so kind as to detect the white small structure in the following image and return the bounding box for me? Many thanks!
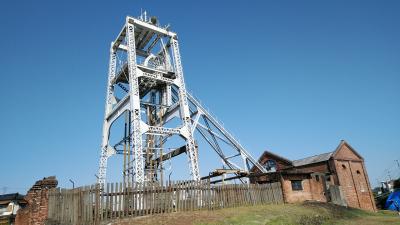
[0,193,26,224]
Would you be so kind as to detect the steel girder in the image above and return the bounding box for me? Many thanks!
[98,14,266,186]
[98,16,200,185]
[187,93,267,176]
[98,44,117,185]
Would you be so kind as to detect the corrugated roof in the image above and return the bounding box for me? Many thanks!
[292,152,333,167]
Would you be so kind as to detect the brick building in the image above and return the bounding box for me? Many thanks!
[251,140,376,211]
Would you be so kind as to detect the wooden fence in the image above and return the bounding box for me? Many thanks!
[47,180,283,225]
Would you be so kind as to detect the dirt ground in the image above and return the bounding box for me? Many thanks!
[111,209,234,225]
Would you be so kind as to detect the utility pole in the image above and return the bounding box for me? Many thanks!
[69,179,75,189]
[395,159,400,170]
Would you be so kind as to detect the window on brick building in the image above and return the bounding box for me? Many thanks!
[326,175,331,182]
[315,175,320,182]
[264,159,277,172]
[356,170,365,192]
[342,164,346,169]
[291,180,303,191]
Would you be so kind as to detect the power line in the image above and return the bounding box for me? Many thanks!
[375,158,400,186]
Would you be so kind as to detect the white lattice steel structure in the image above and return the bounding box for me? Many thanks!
[98,13,267,185]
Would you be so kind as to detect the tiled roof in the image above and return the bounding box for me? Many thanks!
[0,193,25,202]
[292,152,333,167]
[260,151,292,165]
[253,140,358,171]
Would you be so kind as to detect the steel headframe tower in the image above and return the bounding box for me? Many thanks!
[98,13,267,186]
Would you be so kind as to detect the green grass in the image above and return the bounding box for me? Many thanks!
[116,202,400,225]
[195,202,399,225]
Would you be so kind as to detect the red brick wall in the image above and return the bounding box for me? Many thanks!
[334,160,359,208]
[251,173,279,183]
[333,160,376,211]
[295,162,330,174]
[15,209,29,225]
[332,144,376,211]
[334,144,360,160]
[281,174,326,203]
[350,161,375,211]
[15,176,58,225]
[309,174,327,202]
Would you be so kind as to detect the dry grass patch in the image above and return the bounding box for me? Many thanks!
[112,202,400,225]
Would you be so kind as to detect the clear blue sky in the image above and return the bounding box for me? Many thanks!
[0,0,399,193]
